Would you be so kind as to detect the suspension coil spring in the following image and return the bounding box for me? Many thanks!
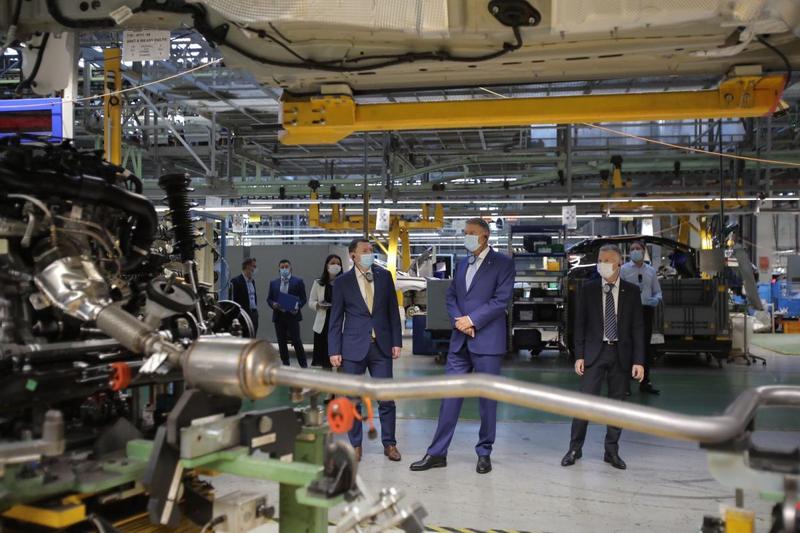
[158,173,195,262]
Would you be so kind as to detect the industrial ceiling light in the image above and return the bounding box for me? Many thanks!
[249,196,759,206]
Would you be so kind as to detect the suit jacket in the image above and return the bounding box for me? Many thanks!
[308,279,330,334]
[229,274,257,313]
[328,266,402,361]
[446,248,515,355]
[573,277,645,370]
[267,276,307,322]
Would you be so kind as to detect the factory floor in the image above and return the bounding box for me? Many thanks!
[232,339,800,532]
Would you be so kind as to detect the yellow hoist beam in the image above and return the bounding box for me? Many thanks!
[308,196,442,285]
[280,75,786,145]
[103,48,122,165]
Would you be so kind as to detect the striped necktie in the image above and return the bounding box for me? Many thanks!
[604,283,618,341]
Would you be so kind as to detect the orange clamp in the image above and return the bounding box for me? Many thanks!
[109,362,131,391]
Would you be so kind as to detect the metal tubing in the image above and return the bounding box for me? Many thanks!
[267,367,800,444]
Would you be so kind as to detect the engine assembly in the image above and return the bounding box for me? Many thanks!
[0,137,797,532]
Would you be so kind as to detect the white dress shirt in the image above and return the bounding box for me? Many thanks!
[465,246,491,291]
[245,276,257,310]
[602,278,620,342]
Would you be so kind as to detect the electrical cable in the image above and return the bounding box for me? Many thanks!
[580,122,800,168]
[475,87,800,168]
[5,58,223,110]
[16,32,49,94]
[200,516,226,533]
[756,34,793,82]
[230,25,524,72]
[134,1,525,72]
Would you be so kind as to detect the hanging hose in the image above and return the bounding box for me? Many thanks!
[158,173,196,262]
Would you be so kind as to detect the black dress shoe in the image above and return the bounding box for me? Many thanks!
[560,449,582,467]
[409,454,446,471]
[476,456,492,474]
[640,383,661,395]
[604,452,627,470]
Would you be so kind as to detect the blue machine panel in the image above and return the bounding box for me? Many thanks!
[0,98,63,139]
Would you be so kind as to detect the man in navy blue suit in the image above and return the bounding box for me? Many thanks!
[410,218,515,474]
[267,259,308,367]
[328,238,403,462]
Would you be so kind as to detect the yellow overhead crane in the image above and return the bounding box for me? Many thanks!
[308,192,443,298]
[279,74,786,145]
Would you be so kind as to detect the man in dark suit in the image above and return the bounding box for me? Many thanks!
[267,259,308,367]
[229,257,259,336]
[561,243,645,470]
[329,238,403,462]
[410,218,515,475]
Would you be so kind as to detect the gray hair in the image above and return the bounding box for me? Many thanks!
[598,243,622,258]
[465,217,490,234]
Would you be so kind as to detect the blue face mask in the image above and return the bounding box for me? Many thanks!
[280,268,291,279]
[630,250,644,263]
[358,254,374,269]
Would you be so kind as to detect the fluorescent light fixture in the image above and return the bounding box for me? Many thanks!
[246,196,759,206]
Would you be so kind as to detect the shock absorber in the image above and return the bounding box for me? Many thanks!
[158,173,195,263]
[158,173,206,330]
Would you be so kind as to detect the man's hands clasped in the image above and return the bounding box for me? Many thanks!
[454,316,475,338]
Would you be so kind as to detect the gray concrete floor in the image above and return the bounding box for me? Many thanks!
[224,341,800,532]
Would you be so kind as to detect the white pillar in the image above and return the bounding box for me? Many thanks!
[61,33,79,140]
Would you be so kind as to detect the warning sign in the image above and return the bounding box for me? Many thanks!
[122,30,171,62]
[562,205,577,230]
[375,208,391,232]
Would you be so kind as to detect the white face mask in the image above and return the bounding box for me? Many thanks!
[596,262,616,280]
[327,264,341,276]
[464,234,481,252]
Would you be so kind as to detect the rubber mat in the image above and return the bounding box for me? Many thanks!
[750,334,800,355]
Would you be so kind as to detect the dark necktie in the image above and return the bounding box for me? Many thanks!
[604,283,618,341]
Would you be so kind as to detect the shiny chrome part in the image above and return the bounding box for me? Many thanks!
[95,304,182,363]
[338,485,427,533]
[34,257,112,321]
[266,367,800,444]
[0,410,64,476]
[181,337,279,400]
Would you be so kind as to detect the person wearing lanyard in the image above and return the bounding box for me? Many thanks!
[620,241,662,395]
[229,258,259,336]
[561,243,645,470]
[328,239,403,462]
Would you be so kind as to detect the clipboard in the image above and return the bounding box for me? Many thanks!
[277,292,300,311]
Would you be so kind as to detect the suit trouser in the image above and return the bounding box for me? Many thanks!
[247,309,259,337]
[341,343,396,447]
[274,313,308,367]
[427,346,503,457]
[642,306,654,384]
[570,344,627,454]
